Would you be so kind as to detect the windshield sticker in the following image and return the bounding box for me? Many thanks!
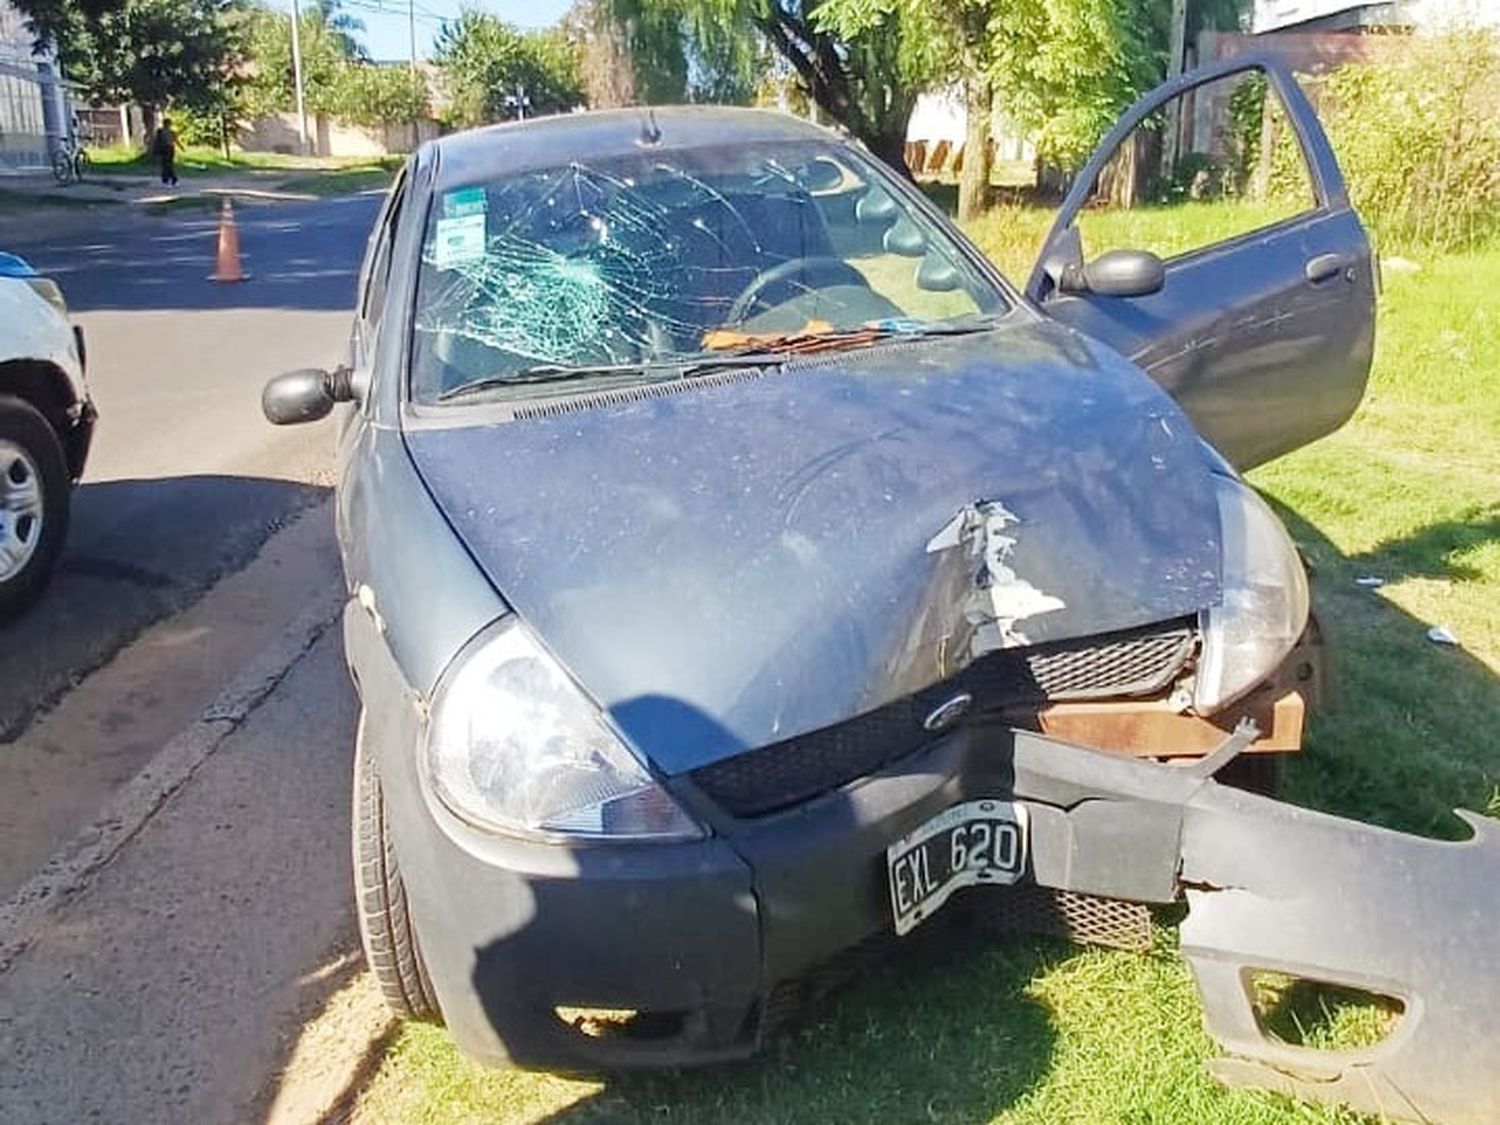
[442,186,488,218]
[432,213,487,269]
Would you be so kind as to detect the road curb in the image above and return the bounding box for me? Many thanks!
[0,587,344,973]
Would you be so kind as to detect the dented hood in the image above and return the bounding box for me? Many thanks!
[405,318,1222,774]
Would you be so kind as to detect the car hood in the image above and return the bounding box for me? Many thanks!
[405,318,1222,775]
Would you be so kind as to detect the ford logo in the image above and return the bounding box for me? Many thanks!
[923,692,973,732]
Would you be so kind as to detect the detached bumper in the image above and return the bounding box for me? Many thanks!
[390,718,1499,1122]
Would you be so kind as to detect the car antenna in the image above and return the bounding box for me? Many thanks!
[638,109,662,147]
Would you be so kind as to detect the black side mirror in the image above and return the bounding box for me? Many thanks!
[1059,249,1166,298]
[262,367,354,425]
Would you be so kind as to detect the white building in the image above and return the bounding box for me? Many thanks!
[0,0,68,172]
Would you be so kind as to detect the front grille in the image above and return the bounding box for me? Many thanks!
[690,619,1194,818]
[1024,624,1194,700]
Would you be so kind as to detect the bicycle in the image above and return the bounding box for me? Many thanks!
[50,135,90,185]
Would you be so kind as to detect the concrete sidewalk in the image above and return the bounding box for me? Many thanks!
[0,621,389,1124]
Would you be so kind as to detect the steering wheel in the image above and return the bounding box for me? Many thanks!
[725,255,868,325]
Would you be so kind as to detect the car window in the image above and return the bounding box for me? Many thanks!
[1074,67,1319,263]
[408,141,1009,404]
[360,171,407,338]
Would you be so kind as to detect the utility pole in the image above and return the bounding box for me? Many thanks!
[407,0,418,149]
[1162,0,1189,178]
[289,0,310,155]
[408,0,417,74]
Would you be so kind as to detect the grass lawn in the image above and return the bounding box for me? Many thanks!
[274,164,396,197]
[88,143,401,177]
[85,144,399,196]
[351,214,1499,1122]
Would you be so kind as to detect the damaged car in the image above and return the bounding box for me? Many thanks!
[263,54,1498,1124]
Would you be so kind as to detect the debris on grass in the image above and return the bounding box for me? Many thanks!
[1354,574,1385,588]
[1426,624,1460,646]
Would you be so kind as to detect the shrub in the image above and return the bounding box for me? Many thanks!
[1318,29,1500,252]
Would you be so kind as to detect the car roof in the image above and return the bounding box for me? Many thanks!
[427,106,839,190]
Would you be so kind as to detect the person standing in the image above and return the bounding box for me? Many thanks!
[151,118,178,186]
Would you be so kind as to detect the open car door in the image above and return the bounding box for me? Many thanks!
[1025,54,1375,470]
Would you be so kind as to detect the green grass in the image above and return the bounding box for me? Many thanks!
[86,143,401,184]
[351,212,1499,1122]
[274,163,395,197]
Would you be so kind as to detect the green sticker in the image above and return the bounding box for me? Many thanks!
[443,186,488,218]
[433,213,487,268]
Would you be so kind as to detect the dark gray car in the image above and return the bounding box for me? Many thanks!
[265,56,1500,1124]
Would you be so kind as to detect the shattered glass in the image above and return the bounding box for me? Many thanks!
[410,141,1007,403]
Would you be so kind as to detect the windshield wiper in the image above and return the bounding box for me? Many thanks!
[435,353,790,403]
[435,317,1012,403]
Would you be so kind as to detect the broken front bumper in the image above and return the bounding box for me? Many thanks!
[395,714,1496,1121]
[1012,729,1500,1125]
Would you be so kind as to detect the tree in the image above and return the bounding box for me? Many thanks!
[33,0,246,126]
[819,0,1243,210]
[433,10,584,127]
[304,0,365,61]
[566,0,757,107]
[636,1,937,174]
[240,4,344,120]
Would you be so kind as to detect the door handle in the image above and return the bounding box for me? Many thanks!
[1305,252,1353,283]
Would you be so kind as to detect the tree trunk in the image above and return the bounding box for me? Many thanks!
[958,76,993,222]
[863,127,913,179]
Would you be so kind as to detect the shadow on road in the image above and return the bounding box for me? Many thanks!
[2,195,381,314]
[0,473,328,739]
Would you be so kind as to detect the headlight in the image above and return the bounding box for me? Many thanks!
[26,277,68,316]
[1195,475,1310,713]
[424,618,703,842]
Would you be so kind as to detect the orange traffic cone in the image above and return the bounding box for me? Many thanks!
[209,198,247,282]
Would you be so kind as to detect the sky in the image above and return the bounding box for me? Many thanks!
[265,0,574,63]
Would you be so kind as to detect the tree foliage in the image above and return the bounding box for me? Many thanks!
[24,0,245,114]
[433,10,584,127]
[586,0,759,105]
[820,0,1160,173]
[240,3,426,127]
[638,0,936,172]
[820,0,1245,181]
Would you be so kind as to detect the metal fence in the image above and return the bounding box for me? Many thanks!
[1,0,67,175]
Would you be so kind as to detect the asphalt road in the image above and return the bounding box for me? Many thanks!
[0,193,387,1121]
[0,194,380,738]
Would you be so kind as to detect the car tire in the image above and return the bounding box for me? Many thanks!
[0,395,70,621]
[353,713,441,1023]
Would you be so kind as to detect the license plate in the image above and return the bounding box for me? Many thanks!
[886,800,1028,935]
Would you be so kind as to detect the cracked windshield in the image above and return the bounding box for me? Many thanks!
[411,141,1009,402]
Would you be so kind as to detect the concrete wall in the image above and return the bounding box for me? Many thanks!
[905,88,1035,177]
[1199,27,1412,73]
[238,111,438,158]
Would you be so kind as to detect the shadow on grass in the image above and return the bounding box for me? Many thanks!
[1270,501,1500,837]
[537,923,1065,1124]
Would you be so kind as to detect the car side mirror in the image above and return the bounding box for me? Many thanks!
[262,367,354,425]
[1058,249,1166,298]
